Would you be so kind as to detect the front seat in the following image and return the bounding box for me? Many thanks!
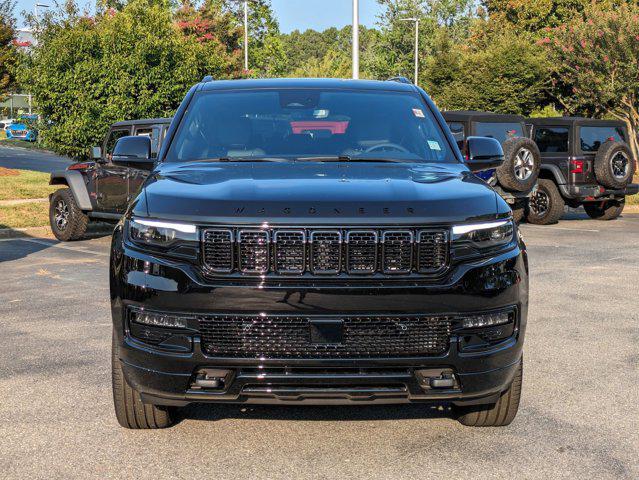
[215,117,265,158]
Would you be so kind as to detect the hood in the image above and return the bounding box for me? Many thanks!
[136,161,502,225]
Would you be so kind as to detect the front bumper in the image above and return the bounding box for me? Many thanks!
[110,230,528,407]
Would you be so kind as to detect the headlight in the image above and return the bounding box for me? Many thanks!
[452,220,514,249]
[128,217,197,247]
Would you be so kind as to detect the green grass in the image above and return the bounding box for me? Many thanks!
[0,168,57,200]
[627,175,639,206]
[0,138,46,150]
[0,201,49,229]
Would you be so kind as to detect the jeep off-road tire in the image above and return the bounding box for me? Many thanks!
[593,141,635,189]
[583,199,625,221]
[455,359,523,427]
[112,332,176,429]
[526,179,565,225]
[49,188,89,241]
[497,137,541,192]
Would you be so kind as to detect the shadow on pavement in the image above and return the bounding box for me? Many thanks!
[0,224,113,263]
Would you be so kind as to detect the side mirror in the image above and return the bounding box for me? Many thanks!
[111,136,154,170]
[91,146,102,160]
[465,136,504,172]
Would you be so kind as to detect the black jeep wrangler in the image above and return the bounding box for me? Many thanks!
[109,78,528,429]
[527,117,638,224]
[442,111,541,222]
[48,118,172,241]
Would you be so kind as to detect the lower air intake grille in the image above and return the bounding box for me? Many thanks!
[198,315,452,358]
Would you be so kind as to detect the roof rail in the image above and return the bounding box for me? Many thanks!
[386,76,413,85]
[201,75,214,82]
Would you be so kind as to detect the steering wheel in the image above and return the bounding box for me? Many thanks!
[365,143,409,154]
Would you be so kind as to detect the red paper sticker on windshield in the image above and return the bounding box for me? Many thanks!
[412,108,425,118]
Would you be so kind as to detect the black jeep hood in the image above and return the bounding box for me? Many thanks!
[136,161,503,225]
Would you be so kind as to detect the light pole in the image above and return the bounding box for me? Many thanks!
[352,0,359,79]
[243,1,249,71]
[400,17,419,86]
[34,3,50,24]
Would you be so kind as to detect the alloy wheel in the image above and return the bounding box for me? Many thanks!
[530,189,549,216]
[54,200,69,231]
[514,148,535,181]
[611,151,630,180]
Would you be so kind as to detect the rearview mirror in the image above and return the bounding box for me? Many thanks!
[111,136,154,170]
[465,136,504,172]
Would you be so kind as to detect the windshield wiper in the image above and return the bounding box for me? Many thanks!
[187,157,289,163]
[297,155,412,163]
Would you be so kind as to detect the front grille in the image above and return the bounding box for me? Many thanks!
[201,227,449,277]
[310,231,341,273]
[238,230,269,273]
[199,314,453,358]
[346,230,378,273]
[274,230,305,273]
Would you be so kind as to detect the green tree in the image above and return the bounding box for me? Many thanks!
[223,0,286,76]
[0,0,18,101]
[371,0,475,82]
[545,3,639,157]
[482,0,618,34]
[425,25,549,115]
[21,0,239,157]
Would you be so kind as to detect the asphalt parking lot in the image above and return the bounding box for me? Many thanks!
[1,213,638,480]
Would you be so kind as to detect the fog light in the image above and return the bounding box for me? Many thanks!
[461,311,511,329]
[134,311,190,329]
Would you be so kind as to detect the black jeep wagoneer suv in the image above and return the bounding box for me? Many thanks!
[110,78,528,429]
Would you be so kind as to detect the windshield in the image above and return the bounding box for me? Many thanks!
[473,122,524,144]
[165,89,456,163]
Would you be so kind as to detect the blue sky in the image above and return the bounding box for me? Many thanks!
[14,0,383,32]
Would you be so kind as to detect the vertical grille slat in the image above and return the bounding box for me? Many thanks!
[382,231,413,274]
[202,229,234,273]
[274,230,306,273]
[238,230,270,273]
[346,230,378,273]
[201,227,449,277]
[417,230,448,273]
[310,231,342,274]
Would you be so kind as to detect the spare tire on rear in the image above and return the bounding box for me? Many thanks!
[593,140,635,189]
[496,137,541,192]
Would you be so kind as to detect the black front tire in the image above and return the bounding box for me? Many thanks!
[455,359,523,427]
[112,332,176,429]
[526,179,565,225]
[49,188,89,241]
[583,200,625,220]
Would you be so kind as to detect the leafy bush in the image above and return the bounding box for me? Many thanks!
[21,0,240,158]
